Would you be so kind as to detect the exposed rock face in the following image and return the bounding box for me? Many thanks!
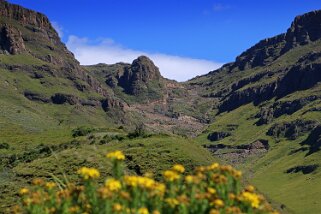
[276,63,321,98]
[101,97,127,111]
[282,10,321,53]
[256,96,318,125]
[0,0,51,29]
[231,10,321,71]
[200,9,321,115]
[0,25,26,54]
[300,125,321,155]
[267,120,318,140]
[218,82,276,113]
[51,93,79,105]
[207,131,231,141]
[24,90,50,103]
[233,34,286,70]
[117,56,164,95]
[237,139,269,150]
[205,139,269,164]
[0,0,127,112]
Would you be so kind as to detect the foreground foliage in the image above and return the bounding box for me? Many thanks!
[14,151,278,214]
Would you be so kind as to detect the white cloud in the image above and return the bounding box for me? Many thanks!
[66,35,223,81]
[52,21,64,38]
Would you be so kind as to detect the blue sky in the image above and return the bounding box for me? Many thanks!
[8,0,321,81]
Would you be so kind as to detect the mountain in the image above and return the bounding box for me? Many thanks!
[1,0,321,213]
[188,9,321,213]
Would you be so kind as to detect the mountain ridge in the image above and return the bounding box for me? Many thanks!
[1,1,321,212]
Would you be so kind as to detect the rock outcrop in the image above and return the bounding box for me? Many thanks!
[117,56,164,96]
[300,125,321,155]
[230,10,321,71]
[0,0,51,29]
[0,25,26,54]
[207,131,231,142]
[256,96,318,125]
[101,97,127,111]
[51,93,79,105]
[282,10,321,53]
[266,120,318,140]
[276,63,321,98]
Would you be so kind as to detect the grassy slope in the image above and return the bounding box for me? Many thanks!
[1,134,217,210]
[197,88,321,213]
[190,36,321,213]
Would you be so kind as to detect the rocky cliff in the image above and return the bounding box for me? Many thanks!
[190,9,321,115]
[88,56,166,101]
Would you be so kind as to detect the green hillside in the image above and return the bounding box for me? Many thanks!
[1,1,321,213]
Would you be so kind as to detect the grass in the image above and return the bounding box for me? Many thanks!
[0,132,218,211]
[196,88,321,213]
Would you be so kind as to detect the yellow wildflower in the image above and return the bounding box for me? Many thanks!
[106,150,125,160]
[209,209,220,214]
[105,178,122,192]
[240,191,260,208]
[113,203,123,212]
[213,199,224,208]
[138,207,149,214]
[245,185,255,192]
[228,193,236,200]
[163,170,180,182]
[77,167,100,180]
[172,164,185,173]
[165,198,179,208]
[124,175,138,187]
[68,206,80,213]
[153,183,166,196]
[185,175,194,184]
[19,188,29,196]
[98,187,112,199]
[208,163,219,170]
[207,187,217,195]
[45,182,56,190]
[233,170,242,178]
[152,211,160,214]
[32,178,44,186]
[226,206,242,214]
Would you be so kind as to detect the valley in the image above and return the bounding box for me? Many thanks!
[0,1,321,213]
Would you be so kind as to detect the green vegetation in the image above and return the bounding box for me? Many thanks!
[14,151,277,214]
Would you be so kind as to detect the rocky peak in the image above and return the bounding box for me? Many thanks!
[282,10,321,53]
[117,56,164,96]
[0,0,51,29]
[130,56,162,82]
[228,9,321,71]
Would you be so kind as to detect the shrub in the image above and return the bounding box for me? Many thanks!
[128,124,150,139]
[14,151,278,214]
[72,127,94,137]
[0,142,9,150]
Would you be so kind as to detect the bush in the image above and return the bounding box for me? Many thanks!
[15,151,278,214]
[72,127,94,137]
[0,142,9,150]
[128,124,150,139]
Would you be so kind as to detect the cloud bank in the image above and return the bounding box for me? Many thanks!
[66,36,223,82]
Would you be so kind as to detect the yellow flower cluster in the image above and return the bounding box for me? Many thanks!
[16,151,278,214]
[77,167,100,180]
[163,170,180,182]
[106,150,125,160]
[105,178,122,192]
[240,191,260,208]
[172,164,185,173]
